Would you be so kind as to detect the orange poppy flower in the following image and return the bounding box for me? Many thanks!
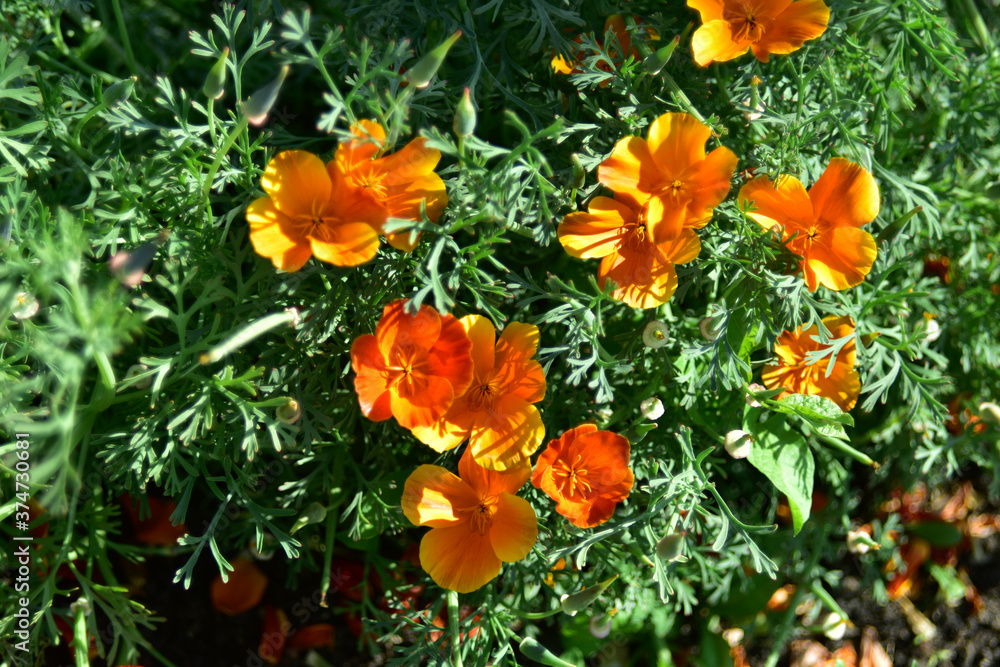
[401,448,538,593]
[410,316,546,471]
[762,315,860,411]
[558,196,702,308]
[739,158,880,292]
[247,150,385,271]
[336,120,449,251]
[688,0,830,67]
[551,14,659,78]
[598,112,737,244]
[351,299,474,431]
[211,557,269,615]
[531,424,634,529]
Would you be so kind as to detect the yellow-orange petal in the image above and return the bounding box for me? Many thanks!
[309,221,380,267]
[497,357,547,405]
[656,227,702,266]
[420,523,502,593]
[401,464,479,527]
[391,373,455,431]
[384,172,449,224]
[691,19,752,67]
[337,120,387,173]
[803,227,877,291]
[808,158,880,229]
[551,53,576,75]
[646,194,689,245]
[459,446,531,497]
[351,334,393,422]
[463,315,496,378]
[468,397,545,471]
[379,137,442,187]
[752,0,830,62]
[426,313,475,398]
[410,398,477,452]
[683,146,738,227]
[646,112,711,177]
[376,300,441,359]
[688,0,724,22]
[246,198,312,272]
[261,150,332,219]
[809,361,861,411]
[599,247,678,309]
[598,138,659,208]
[738,174,813,231]
[211,557,268,615]
[558,197,635,259]
[490,493,537,562]
[495,322,541,366]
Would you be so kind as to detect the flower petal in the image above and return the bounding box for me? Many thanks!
[468,397,546,471]
[379,138,442,187]
[410,397,477,452]
[261,150,333,219]
[426,313,475,398]
[376,300,442,360]
[246,197,312,271]
[752,0,830,62]
[391,373,456,431]
[211,557,268,615]
[599,247,679,309]
[598,138,658,208]
[336,120,387,173]
[420,523,502,593]
[402,464,479,527]
[490,493,538,562]
[384,172,449,223]
[683,146,738,227]
[351,334,393,422]
[809,361,861,411]
[688,0,724,22]
[647,112,711,177]
[808,158,880,229]
[463,315,497,379]
[804,227,877,292]
[558,197,635,259]
[551,53,576,74]
[459,446,531,497]
[497,357,547,404]
[656,228,702,265]
[575,430,633,488]
[691,19,752,67]
[309,221,381,267]
[646,193,689,245]
[738,174,813,231]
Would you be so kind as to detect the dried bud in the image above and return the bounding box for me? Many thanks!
[642,321,669,348]
[745,383,766,408]
[203,47,230,100]
[655,532,685,562]
[847,528,879,555]
[724,430,752,459]
[408,30,462,89]
[821,613,849,641]
[699,316,720,341]
[12,292,39,320]
[640,397,664,421]
[453,87,476,138]
[242,65,290,126]
[740,96,765,122]
[979,402,1000,425]
[276,398,302,425]
[124,363,152,390]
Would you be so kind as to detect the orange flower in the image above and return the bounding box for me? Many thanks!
[531,424,634,529]
[552,15,659,79]
[247,150,385,271]
[351,300,474,431]
[411,316,546,471]
[598,112,737,244]
[336,120,449,251]
[558,196,701,308]
[211,557,268,615]
[688,0,830,67]
[762,315,860,411]
[739,158,880,292]
[401,448,538,593]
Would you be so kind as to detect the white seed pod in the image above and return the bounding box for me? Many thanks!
[12,292,39,320]
[124,363,152,390]
[847,529,878,555]
[979,402,1000,425]
[699,316,720,341]
[745,383,766,408]
[724,430,752,459]
[642,321,669,349]
[588,613,613,639]
[741,96,765,121]
[640,397,664,421]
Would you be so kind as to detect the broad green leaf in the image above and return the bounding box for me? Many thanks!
[745,412,815,535]
[777,394,855,440]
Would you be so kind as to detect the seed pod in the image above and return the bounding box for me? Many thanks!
[243,65,290,126]
[453,87,476,138]
[745,383,766,408]
[642,321,669,348]
[640,397,664,421]
[408,30,462,89]
[724,430,752,459]
[203,47,230,100]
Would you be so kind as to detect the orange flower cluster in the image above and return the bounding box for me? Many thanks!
[763,315,860,411]
[689,0,830,66]
[559,112,737,308]
[247,121,447,271]
[551,14,659,80]
[739,158,880,292]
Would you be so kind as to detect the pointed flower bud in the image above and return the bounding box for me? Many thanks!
[243,65,290,127]
[570,153,586,189]
[642,321,669,348]
[655,532,685,562]
[560,574,618,616]
[644,35,679,75]
[453,87,476,138]
[103,76,137,108]
[518,637,577,667]
[408,30,462,89]
[290,502,326,534]
[724,430,752,459]
[203,47,230,100]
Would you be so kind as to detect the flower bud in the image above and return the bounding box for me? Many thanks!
[242,65,290,126]
[699,316,720,341]
[745,383,766,408]
[724,430,752,459]
[453,87,476,138]
[407,30,462,89]
[655,532,685,562]
[290,501,326,534]
[979,402,1000,425]
[103,76,137,108]
[643,36,679,75]
[640,397,664,421]
[276,398,302,424]
[124,363,152,390]
[203,47,230,100]
[642,321,669,348]
[12,292,39,320]
[570,153,586,189]
[916,314,941,343]
[518,637,576,667]
[560,574,618,616]
[847,528,879,555]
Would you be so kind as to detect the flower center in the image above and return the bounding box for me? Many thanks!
[468,496,498,535]
[552,454,593,498]
[350,168,388,201]
[725,3,767,43]
[466,377,500,410]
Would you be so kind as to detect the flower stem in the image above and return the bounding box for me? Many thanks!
[447,590,464,667]
[202,115,249,199]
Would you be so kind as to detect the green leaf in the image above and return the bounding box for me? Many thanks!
[777,394,854,440]
[745,412,815,535]
[906,520,963,547]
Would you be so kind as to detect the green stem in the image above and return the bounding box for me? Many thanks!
[207,98,217,145]
[199,308,298,364]
[72,601,91,667]
[447,590,464,667]
[319,508,339,607]
[501,605,562,620]
[202,116,249,198]
[73,102,108,146]
[811,430,878,467]
[110,0,137,74]
[809,580,851,624]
